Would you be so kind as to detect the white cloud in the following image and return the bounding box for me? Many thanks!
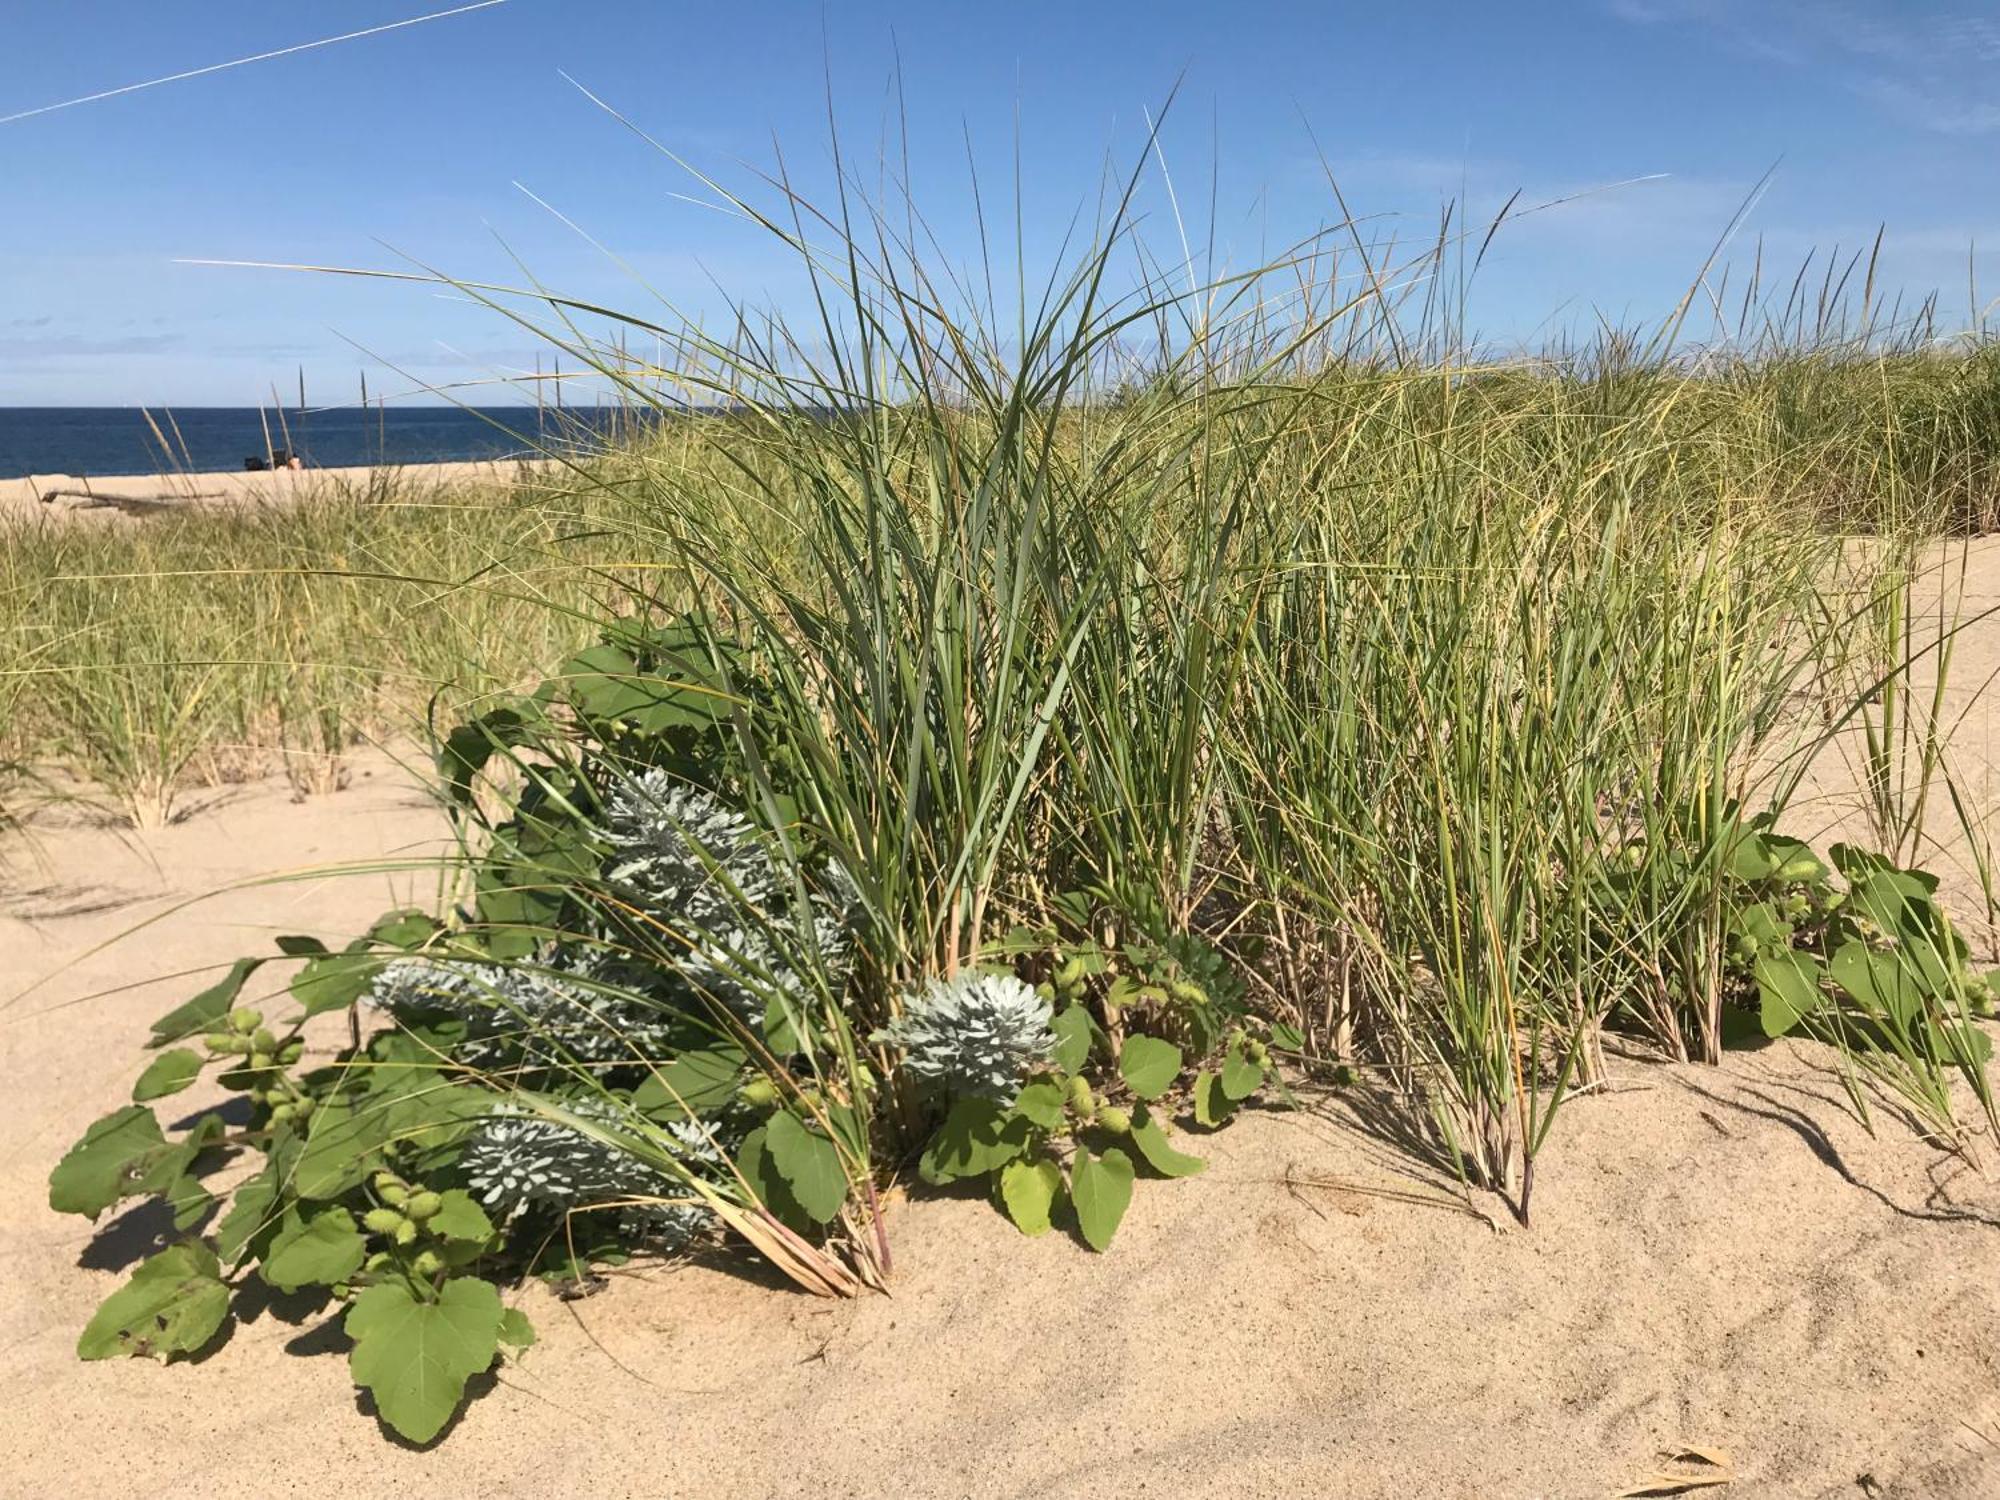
[0,331,184,359]
[1607,1,2000,133]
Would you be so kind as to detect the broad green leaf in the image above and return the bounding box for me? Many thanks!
[1050,1006,1093,1075]
[1118,1034,1183,1101]
[150,1115,228,1230]
[48,1106,165,1218]
[1845,867,1937,941]
[346,1277,503,1445]
[497,1307,536,1350]
[1765,835,1827,884]
[296,1075,483,1199]
[734,1124,806,1228]
[1828,941,1925,1030]
[393,1088,488,1166]
[1755,948,1825,1038]
[761,995,802,1054]
[149,958,262,1046]
[1268,1021,1305,1052]
[1071,1147,1135,1252]
[1939,1020,1995,1067]
[439,706,536,806]
[216,1161,285,1265]
[1129,1107,1206,1178]
[619,657,735,735]
[1726,832,1781,883]
[294,1092,396,1200]
[1831,843,1938,893]
[77,1242,228,1362]
[370,909,442,952]
[764,1111,847,1224]
[1219,1042,1265,1101]
[1010,1078,1066,1130]
[1718,1003,1768,1050]
[632,1041,746,1120]
[168,1182,214,1231]
[132,1049,205,1102]
[292,950,381,1018]
[261,1207,366,1293]
[426,1189,495,1244]
[1828,842,1895,881]
[1731,901,1792,954]
[559,643,656,720]
[1192,1069,1237,1128]
[998,1157,1063,1237]
[1903,931,1959,999]
[917,1097,1033,1184]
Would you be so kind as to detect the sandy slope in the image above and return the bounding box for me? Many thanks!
[9,542,2000,1496]
[6,768,2000,1498]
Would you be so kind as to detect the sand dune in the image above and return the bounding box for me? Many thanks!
[4,746,2000,1497]
[10,541,2000,1497]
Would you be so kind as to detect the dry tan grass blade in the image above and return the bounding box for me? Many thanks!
[1613,1445,1735,1497]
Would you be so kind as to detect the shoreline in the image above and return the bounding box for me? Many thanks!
[0,456,547,516]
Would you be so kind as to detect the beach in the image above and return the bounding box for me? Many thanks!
[7,537,2000,1495]
[4,742,2000,1497]
[13,2,2000,1495]
[0,458,548,519]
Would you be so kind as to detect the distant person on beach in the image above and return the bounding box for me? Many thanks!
[246,449,305,471]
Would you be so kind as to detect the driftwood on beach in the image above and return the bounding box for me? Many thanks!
[33,485,224,514]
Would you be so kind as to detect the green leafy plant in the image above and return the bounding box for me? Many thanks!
[49,949,532,1444]
[1698,821,1999,1153]
[38,97,2000,1460]
[905,918,1288,1250]
[49,613,887,1442]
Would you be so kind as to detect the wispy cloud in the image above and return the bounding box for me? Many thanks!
[1298,151,1760,251]
[1609,1,2000,134]
[0,332,183,358]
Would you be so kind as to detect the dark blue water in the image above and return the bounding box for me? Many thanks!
[0,406,633,480]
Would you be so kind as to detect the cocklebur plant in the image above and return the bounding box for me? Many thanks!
[49,608,902,1445]
[48,932,538,1446]
[47,890,854,1443]
[1608,812,2000,1152]
[1626,813,2000,1153]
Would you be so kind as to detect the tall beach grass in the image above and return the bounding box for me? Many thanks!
[9,141,2000,1218]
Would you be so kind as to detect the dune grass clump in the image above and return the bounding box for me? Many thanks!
[39,121,2000,1443]
[0,472,657,824]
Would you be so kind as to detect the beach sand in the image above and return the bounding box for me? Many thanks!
[7,550,2000,1497]
[0,459,547,519]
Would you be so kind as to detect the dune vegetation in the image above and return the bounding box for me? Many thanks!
[17,141,2000,1442]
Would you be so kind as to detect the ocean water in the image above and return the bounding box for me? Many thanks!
[0,406,633,480]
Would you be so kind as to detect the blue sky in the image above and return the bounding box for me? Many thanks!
[2,0,1997,405]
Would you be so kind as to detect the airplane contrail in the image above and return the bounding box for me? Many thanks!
[0,1,509,127]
